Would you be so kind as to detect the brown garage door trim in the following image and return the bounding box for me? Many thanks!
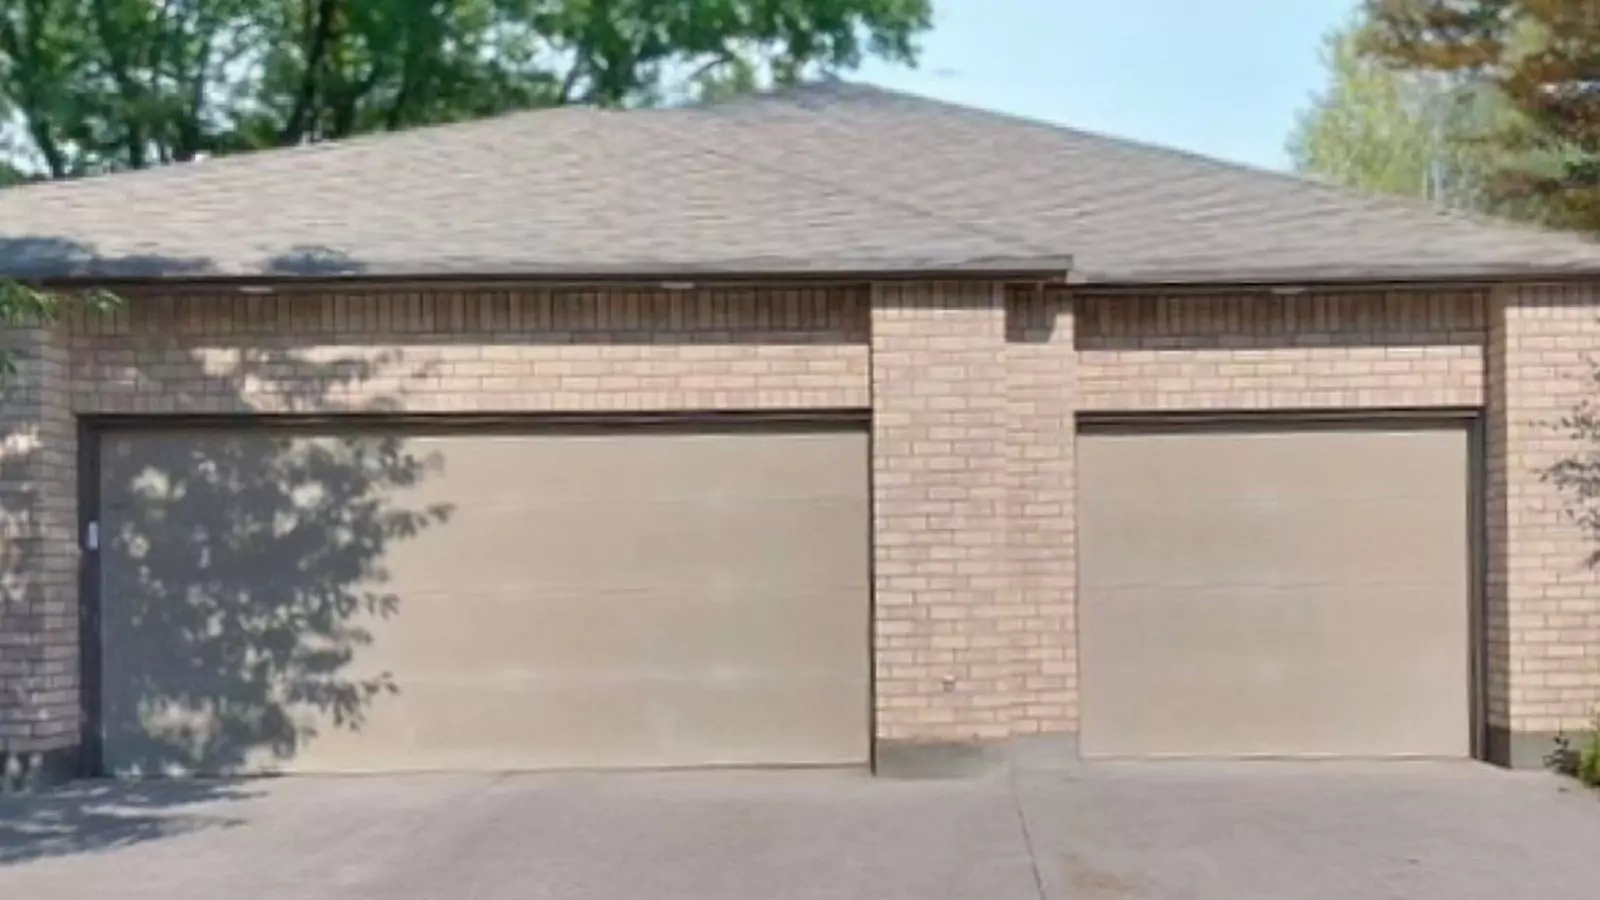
[1078,407,1481,433]
[1075,407,1488,762]
[76,408,872,776]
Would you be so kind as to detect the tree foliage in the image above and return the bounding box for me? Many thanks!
[1363,0,1600,228]
[0,281,117,375]
[0,0,932,178]
[0,0,931,343]
[1292,21,1471,203]
[1290,11,1555,219]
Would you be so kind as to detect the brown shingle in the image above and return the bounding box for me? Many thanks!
[4,81,1600,283]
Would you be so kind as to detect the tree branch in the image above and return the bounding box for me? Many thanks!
[686,48,739,85]
[387,61,415,130]
[281,0,341,145]
[3,1,68,178]
[88,0,151,168]
[556,53,587,105]
[173,33,213,161]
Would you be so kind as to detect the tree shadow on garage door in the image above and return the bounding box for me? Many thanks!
[96,418,454,778]
[0,322,452,863]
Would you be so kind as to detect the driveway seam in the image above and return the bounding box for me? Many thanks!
[1008,773,1049,900]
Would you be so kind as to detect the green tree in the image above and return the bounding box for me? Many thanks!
[0,282,117,375]
[1291,22,1451,200]
[1363,0,1599,229]
[0,0,933,175]
[0,0,930,342]
[1290,13,1540,217]
[0,158,32,187]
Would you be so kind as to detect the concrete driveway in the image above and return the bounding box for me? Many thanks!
[2,761,1598,899]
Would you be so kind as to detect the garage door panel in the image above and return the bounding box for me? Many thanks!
[1086,429,1466,501]
[1084,584,1470,757]
[115,671,868,774]
[383,498,869,593]
[98,424,869,775]
[1079,423,1472,759]
[422,432,866,502]
[335,587,867,677]
[1087,585,1469,697]
[270,674,870,772]
[1082,495,1467,588]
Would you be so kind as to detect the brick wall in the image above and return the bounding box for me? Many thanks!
[871,282,1010,744]
[4,278,1598,774]
[1077,290,1487,410]
[70,286,870,414]
[1004,288,1077,736]
[0,321,78,778]
[1488,283,1600,753]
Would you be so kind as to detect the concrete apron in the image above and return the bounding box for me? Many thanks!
[875,729,1567,779]
[5,729,1564,789]
[874,733,1081,779]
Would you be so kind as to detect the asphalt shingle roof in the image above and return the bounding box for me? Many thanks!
[4,81,1600,284]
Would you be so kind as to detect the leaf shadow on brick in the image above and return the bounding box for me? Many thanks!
[2,293,454,864]
[1542,354,1600,571]
[1534,350,1600,767]
[1,317,79,782]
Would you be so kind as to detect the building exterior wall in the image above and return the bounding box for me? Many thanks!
[1004,288,1078,741]
[869,282,1012,759]
[1077,291,1487,410]
[0,321,78,787]
[69,287,870,415]
[2,280,1599,780]
[1487,283,1600,766]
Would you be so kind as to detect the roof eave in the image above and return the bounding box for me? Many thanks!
[21,256,1079,292]
[1072,261,1600,291]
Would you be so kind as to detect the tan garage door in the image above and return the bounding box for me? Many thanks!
[97,421,869,775]
[1078,420,1473,758]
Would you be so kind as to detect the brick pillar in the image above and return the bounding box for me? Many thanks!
[870,281,1012,774]
[0,321,79,788]
[1003,288,1077,750]
[1487,283,1600,767]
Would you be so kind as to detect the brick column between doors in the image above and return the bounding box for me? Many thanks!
[1003,287,1078,745]
[0,321,80,788]
[870,281,1052,774]
[1486,283,1600,767]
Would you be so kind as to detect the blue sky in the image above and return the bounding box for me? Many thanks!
[857,0,1359,171]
